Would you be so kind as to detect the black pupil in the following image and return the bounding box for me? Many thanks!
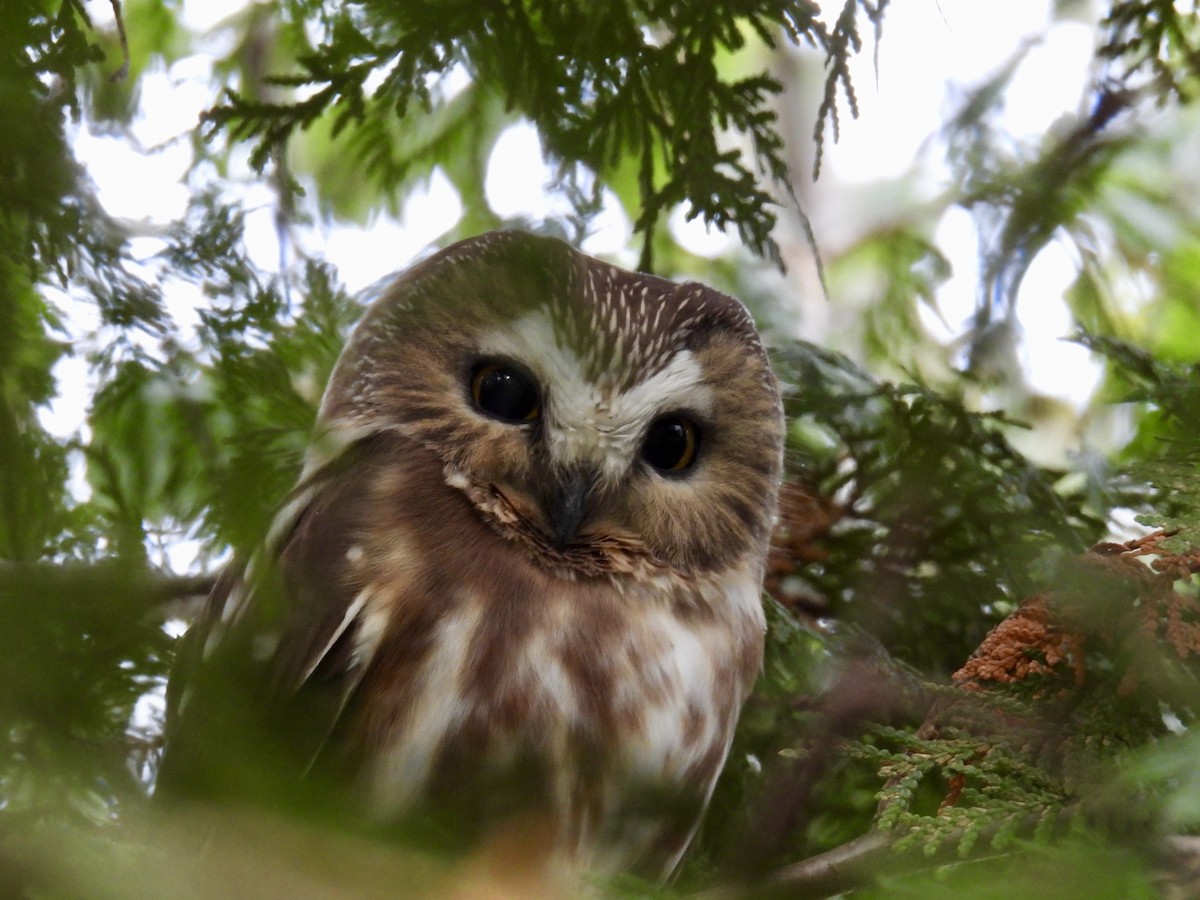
[475,366,538,422]
[642,417,696,472]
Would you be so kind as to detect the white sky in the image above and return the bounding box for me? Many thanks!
[825,0,1103,403]
[52,0,1107,456]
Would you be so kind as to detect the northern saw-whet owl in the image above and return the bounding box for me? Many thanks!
[160,230,784,884]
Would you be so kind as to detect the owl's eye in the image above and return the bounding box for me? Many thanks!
[641,416,701,474]
[470,363,540,423]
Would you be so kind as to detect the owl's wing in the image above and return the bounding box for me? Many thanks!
[158,438,383,802]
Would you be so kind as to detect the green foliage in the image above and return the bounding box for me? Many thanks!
[88,192,360,554]
[1078,333,1200,545]
[826,225,953,375]
[862,724,1070,856]
[203,0,884,269]
[297,77,512,227]
[862,840,1161,900]
[6,0,1200,897]
[1099,0,1200,102]
[776,341,1104,674]
[0,561,173,824]
[797,524,1200,894]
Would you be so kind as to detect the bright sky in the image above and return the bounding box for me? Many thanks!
[52,0,1106,448]
[825,0,1102,404]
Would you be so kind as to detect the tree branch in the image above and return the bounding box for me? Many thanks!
[691,833,893,900]
[0,559,214,619]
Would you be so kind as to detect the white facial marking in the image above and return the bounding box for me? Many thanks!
[478,310,713,478]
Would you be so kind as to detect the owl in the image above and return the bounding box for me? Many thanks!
[159,230,784,885]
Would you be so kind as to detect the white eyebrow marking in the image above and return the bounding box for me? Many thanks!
[477,311,712,479]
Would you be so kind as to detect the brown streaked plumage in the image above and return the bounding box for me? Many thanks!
[159,230,785,883]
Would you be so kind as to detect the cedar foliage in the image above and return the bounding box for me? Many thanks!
[4,0,1200,896]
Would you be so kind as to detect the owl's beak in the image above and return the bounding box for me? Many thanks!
[544,466,597,550]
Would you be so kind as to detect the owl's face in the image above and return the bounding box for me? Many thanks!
[317,231,783,577]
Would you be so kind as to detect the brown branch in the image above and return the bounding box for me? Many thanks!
[696,823,1034,899]
[0,559,214,617]
[763,831,894,897]
[107,0,131,82]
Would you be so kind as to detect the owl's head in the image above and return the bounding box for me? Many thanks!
[316,231,783,577]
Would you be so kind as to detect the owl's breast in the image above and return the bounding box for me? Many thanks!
[352,542,764,876]
[321,434,764,877]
